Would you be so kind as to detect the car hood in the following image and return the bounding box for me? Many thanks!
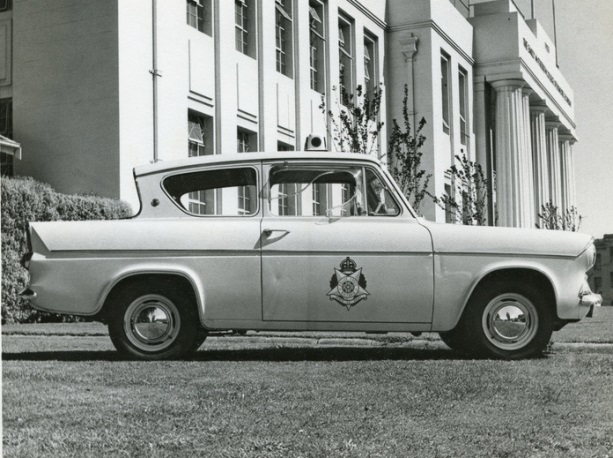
[421,220,593,258]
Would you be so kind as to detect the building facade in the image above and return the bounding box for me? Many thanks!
[0,0,578,228]
[590,234,613,306]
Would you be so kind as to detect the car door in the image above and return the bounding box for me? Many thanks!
[161,164,263,323]
[260,160,434,326]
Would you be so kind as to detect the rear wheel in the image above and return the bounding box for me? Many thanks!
[459,281,554,359]
[108,284,200,360]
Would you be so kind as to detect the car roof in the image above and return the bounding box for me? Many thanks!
[134,151,384,177]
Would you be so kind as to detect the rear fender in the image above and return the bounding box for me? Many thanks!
[98,266,206,323]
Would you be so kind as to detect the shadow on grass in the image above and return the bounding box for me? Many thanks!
[1,346,489,362]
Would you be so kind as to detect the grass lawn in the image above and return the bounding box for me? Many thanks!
[3,308,613,457]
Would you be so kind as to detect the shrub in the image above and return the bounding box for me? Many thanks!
[1,177,132,323]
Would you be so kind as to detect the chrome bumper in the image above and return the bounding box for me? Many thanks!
[580,293,602,308]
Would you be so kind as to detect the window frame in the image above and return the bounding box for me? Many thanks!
[0,98,14,176]
[266,163,402,218]
[188,111,212,158]
[363,32,377,96]
[309,0,326,94]
[162,165,260,218]
[235,0,252,56]
[275,0,293,77]
[458,66,469,146]
[441,52,451,135]
[186,0,212,35]
[338,13,354,103]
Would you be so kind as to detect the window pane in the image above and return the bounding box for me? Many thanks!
[441,54,450,134]
[269,166,364,217]
[164,168,258,216]
[364,168,400,216]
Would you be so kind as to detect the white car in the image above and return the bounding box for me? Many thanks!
[20,151,601,360]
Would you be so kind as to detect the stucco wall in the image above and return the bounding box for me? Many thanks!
[13,0,120,199]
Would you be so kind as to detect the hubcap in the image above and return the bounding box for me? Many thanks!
[482,293,538,351]
[124,294,181,352]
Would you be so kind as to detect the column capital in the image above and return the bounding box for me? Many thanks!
[399,34,418,62]
[491,79,525,91]
[530,104,549,115]
[521,87,533,97]
[558,133,576,144]
[545,121,561,130]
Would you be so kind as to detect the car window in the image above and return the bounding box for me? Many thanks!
[163,167,258,216]
[364,167,401,216]
[269,166,364,217]
[268,165,400,217]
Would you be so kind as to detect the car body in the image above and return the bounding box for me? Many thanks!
[21,151,602,360]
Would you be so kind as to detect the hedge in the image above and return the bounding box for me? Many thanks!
[1,177,133,324]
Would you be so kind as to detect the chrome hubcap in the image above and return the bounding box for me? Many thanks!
[124,294,180,352]
[482,293,538,351]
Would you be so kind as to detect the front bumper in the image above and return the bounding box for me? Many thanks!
[580,292,602,308]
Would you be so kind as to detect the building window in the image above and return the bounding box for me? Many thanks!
[309,0,326,94]
[0,98,13,176]
[278,141,294,152]
[235,0,255,57]
[187,112,214,214]
[188,112,213,157]
[459,67,468,146]
[0,0,11,12]
[237,128,257,214]
[609,246,613,263]
[237,128,256,153]
[277,183,301,216]
[338,14,354,103]
[276,0,293,77]
[441,53,450,134]
[595,253,601,270]
[593,276,602,292]
[186,0,212,35]
[363,33,377,96]
[444,183,453,223]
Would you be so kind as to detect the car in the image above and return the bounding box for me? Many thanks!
[20,148,602,360]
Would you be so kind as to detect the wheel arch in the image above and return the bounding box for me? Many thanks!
[462,267,557,323]
[95,269,205,324]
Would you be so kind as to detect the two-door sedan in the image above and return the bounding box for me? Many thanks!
[20,150,601,360]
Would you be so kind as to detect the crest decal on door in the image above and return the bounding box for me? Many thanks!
[327,257,369,310]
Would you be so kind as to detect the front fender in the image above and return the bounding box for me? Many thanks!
[431,254,579,331]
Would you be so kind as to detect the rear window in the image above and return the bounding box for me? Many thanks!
[163,167,258,216]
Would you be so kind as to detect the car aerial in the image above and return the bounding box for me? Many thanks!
[20,146,602,360]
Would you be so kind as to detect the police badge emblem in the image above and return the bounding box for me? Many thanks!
[327,257,369,310]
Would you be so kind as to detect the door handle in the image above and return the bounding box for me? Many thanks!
[263,228,290,237]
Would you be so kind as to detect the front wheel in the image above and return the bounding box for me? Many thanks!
[460,281,554,359]
[108,285,200,360]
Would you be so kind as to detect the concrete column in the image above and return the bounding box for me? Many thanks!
[530,105,549,221]
[399,34,419,133]
[546,120,562,209]
[568,139,577,209]
[215,0,239,155]
[521,88,535,228]
[559,133,575,213]
[492,80,531,227]
[474,76,494,225]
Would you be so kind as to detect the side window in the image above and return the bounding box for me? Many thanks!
[364,168,400,216]
[269,166,364,217]
[164,167,258,216]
